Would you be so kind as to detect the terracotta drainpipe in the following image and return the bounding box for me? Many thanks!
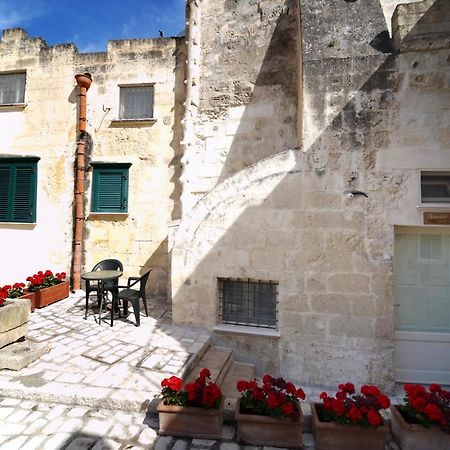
[72,73,92,291]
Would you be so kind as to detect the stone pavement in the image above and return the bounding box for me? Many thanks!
[0,292,210,411]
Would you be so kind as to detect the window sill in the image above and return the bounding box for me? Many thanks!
[417,204,450,210]
[110,118,157,127]
[88,213,129,221]
[213,324,280,338]
[0,103,27,110]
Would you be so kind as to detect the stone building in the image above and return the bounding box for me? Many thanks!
[1,0,449,388]
[0,28,185,298]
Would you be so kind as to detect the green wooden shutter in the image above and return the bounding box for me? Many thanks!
[92,164,129,213]
[0,159,37,223]
[12,166,35,222]
[0,166,11,221]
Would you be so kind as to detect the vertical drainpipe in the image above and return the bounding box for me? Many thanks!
[72,73,92,291]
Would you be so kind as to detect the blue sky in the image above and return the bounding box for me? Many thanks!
[0,0,186,52]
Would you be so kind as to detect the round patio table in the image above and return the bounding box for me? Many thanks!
[81,270,123,325]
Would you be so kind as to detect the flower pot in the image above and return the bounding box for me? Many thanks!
[19,291,36,312]
[34,281,69,308]
[311,403,388,450]
[235,398,303,448]
[390,405,450,450]
[157,398,223,439]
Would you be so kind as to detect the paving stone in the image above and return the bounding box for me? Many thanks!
[155,436,173,450]
[303,432,315,448]
[1,435,28,449]
[172,440,188,450]
[7,409,29,423]
[192,438,217,447]
[20,434,48,450]
[220,443,240,450]
[221,424,235,440]
[137,426,158,445]
[0,423,27,436]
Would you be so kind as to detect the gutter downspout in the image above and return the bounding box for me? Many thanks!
[72,73,92,291]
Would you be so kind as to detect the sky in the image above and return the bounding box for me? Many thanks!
[0,0,186,52]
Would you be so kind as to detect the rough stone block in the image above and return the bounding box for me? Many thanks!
[0,340,50,370]
[0,299,30,349]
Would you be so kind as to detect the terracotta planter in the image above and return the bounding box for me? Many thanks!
[19,291,36,312]
[390,405,450,450]
[311,403,388,450]
[235,398,303,448]
[157,398,223,439]
[34,281,69,308]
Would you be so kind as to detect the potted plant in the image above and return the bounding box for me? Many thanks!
[27,270,69,308]
[235,374,305,448]
[311,383,390,450]
[391,383,450,450]
[2,282,36,311]
[157,368,223,439]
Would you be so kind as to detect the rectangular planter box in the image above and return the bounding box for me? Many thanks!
[311,403,388,450]
[391,405,450,450]
[235,398,303,448]
[157,398,223,439]
[35,281,70,309]
[19,291,36,312]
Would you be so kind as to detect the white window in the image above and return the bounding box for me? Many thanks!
[119,85,154,120]
[421,172,450,204]
[0,73,26,105]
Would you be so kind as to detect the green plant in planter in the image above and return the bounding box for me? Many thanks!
[26,270,66,292]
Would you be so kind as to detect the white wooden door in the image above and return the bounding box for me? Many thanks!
[394,230,450,384]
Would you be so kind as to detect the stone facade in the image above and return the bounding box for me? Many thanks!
[0,29,185,297]
[1,0,449,388]
[171,0,450,388]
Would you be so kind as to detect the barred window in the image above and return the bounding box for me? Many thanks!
[219,278,278,329]
[0,73,26,105]
[119,85,154,120]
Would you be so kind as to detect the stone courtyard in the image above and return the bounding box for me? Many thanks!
[0,293,406,449]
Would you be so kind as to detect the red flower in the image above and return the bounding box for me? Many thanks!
[377,394,390,409]
[285,382,296,394]
[252,387,264,401]
[200,368,211,379]
[248,380,258,390]
[429,384,442,393]
[295,388,305,400]
[332,399,346,416]
[263,374,272,385]
[319,392,328,400]
[161,375,182,392]
[237,380,249,392]
[281,402,294,416]
[424,404,442,422]
[347,406,362,423]
[268,392,281,409]
[361,385,380,397]
[367,410,382,427]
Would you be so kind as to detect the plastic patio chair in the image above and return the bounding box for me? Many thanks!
[117,269,152,327]
[84,259,123,319]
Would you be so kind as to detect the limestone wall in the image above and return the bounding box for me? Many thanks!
[172,0,450,388]
[0,29,185,297]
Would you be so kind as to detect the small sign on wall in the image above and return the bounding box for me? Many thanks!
[423,212,450,225]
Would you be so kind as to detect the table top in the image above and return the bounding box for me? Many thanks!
[81,270,123,281]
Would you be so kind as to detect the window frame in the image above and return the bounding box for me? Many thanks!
[420,171,450,205]
[218,278,279,329]
[118,83,155,121]
[0,71,26,106]
[0,157,39,223]
[90,163,131,214]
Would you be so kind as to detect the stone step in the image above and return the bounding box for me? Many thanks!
[184,345,233,387]
[220,361,255,416]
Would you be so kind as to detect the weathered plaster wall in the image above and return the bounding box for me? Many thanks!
[0,29,185,297]
[180,0,299,214]
[172,0,450,388]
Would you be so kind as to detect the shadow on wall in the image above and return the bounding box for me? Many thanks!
[171,0,449,386]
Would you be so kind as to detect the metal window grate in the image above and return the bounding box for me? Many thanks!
[218,278,278,329]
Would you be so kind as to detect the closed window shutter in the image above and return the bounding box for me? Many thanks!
[0,73,26,104]
[12,166,34,221]
[92,165,129,213]
[0,167,11,221]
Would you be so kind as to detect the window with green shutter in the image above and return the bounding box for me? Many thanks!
[91,163,131,213]
[0,157,38,223]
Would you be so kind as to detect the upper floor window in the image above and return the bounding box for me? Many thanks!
[0,157,38,223]
[0,73,26,105]
[119,85,154,120]
[91,163,131,213]
[421,172,450,204]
